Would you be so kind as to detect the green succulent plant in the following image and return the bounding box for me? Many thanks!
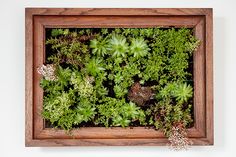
[51,28,69,37]
[112,116,131,127]
[74,99,96,125]
[101,28,109,35]
[140,28,154,38]
[158,82,178,99]
[56,66,72,87]
[114,84,128,98]
[96,98,145,127]
[85,57,105,76]
[122,102,140,119]
[157,82,193,104]
[90,37,108,57]
[174,83,193,103]
[129,37,150,58]
[42,91,74,124]
[107,34,129,57]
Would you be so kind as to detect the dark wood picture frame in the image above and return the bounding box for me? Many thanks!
[25,8,213,146]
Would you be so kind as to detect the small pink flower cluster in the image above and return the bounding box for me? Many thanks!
[168,126,193,151]
[37,64,57,81]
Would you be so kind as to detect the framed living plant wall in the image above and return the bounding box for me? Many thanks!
[25,8,213,149]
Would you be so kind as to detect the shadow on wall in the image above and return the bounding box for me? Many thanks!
[214,17,226,150]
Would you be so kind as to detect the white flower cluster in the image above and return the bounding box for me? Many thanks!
[168,126,193,151]
[37,64,57,81]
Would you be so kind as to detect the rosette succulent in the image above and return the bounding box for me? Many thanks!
[158,82,193,103]
[174,83,193,103]
[90,37,108,57]
[129,37,150,58]
[108,34,129,57]
[85,57,105,76]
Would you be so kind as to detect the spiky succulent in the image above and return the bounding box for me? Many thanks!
[74,99,96,125]
[108,35,129,57]
[90,37,108,57]
[122,102,140,119]
[129,37,150,58]
[174,83,193,103]
[158,82,193,103]
[112,115,131,127]
[85,57,105,76]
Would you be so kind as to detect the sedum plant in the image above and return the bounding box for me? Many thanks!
[85,57,105,76]
[42,91,74,125]
[74,98,96,125]
[39,27,200,150]
[70,72,94,98]
[96,98,145,127]
[157,82,193,103]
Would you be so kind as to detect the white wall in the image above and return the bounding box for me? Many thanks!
[0,0,235,156]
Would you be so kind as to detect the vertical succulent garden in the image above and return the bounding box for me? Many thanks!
[38,27,199,150]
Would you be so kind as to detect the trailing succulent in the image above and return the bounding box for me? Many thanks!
[38,28,199,150]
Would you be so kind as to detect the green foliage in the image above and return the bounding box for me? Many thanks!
[85,57,105,76]
[90,36,108,57]
[151,99,193,136]
[70,72,94,98]
[40,28,199,135]
[174,83,193,103]
[74,98,96,125]
[46,29,89,67]
[129,37,150,58]
[112,60,141,98]
[51,28,69,37]
[157,82,193,103]
[96,98,145,127]
[107,34,129,57]
[142,54,163,81]
[42,91,74,124]
[158,82,178,99]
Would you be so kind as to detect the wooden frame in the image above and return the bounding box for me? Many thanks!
[25,8,213,146]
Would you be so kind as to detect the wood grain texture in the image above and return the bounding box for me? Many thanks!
[33,16,45,139]
[26,138,213,147]
[25,8,212,16]
[36,127,203,139]
[193,18,206,137]
[25,8,213,146]
[37,15,202,28]
[25,9,34,146]
[205,9,214,145]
